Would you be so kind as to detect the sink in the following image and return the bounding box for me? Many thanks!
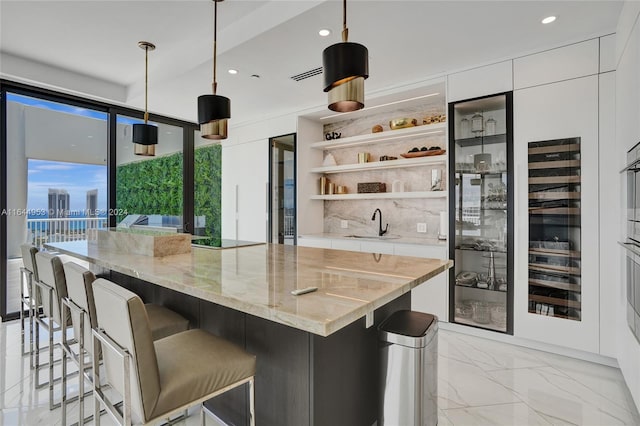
[343,234,401,240]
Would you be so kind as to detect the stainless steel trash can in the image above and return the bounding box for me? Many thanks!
[379,310,438,426]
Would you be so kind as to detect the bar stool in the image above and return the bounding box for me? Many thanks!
[91,278,256,426]
[19,244,39,365]
[61,262,190,425]
[33,250,73,410]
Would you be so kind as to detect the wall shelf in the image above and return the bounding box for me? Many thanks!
[310,191,446,201]
[310,122,446,150]
[310,155,446,174]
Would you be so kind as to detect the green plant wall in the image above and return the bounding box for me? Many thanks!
[116,144,221,237]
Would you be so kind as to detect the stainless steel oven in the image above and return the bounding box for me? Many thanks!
[625,143,640,243]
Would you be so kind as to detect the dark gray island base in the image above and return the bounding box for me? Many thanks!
[107,270,410,426]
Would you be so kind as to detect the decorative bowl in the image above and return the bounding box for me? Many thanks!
[389,118,417,130]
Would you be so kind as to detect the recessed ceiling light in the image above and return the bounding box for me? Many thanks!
[542,16,556,24]
[228,69,238,75]
[318,28,331,37]
[251,74,260,79]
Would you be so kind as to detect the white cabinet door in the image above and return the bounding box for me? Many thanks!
[331,239,361,252]
[514,39,599,89]
[359,241,395,255]
[514,75,599,353]
[448,60,513,102]
[395,243,449,322]
[297,236,331,249]
[221,140,268,242]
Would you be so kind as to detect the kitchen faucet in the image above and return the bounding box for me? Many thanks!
[371,208,389,236]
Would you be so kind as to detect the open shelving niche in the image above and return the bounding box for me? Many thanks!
[296,81,448,238]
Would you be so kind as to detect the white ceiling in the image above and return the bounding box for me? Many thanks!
[0,1,623,126]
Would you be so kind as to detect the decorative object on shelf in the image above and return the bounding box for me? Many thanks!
[460,117,470,139]
[328,182,335,194]
[319,176,328,195]
[198,0,230,140]
[455,271,477,286]
[471,112,484,134]
[132,41,158,156]
[336,185,347,194]
[357,182,386,193]
[423,114,446,125]
[438,211,447,240]
[357,152,369,163]
[322,0,369,112]
[325,131,342,140]
[372,124,384,133]
[431,168,443,191]
[487,250,497,290]
[485,117,497,136]
[323,153,337,166]
[389,118,418,130]
[401,149,446,158]
[472,301,491,324]
[379,155,397,161]
[391,180,405,193]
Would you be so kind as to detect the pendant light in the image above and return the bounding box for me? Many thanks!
[322,0,369,112]
[132,41,158,156]
[198,0,230,140]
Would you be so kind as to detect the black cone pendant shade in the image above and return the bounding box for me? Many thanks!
[322,0,369,112]
[198,0,230,140]
[133,41,158,156]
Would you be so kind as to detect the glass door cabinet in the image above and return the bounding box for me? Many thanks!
[448,93,514,334]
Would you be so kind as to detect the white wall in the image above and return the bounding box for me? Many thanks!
[615,2,640,410]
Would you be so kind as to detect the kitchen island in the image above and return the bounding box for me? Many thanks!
[46,240,451,426]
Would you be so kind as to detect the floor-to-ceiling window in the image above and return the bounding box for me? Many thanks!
[115,114,184,228]
[4,92,108,315]
[0,81,212,320]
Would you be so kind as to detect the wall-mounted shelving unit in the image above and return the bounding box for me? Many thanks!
[310,154,446,174]
[310,191,446,201]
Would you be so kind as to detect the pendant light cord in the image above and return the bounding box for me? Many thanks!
[212,0,218,95]
[144,45,149,123]
[342,0,348,42]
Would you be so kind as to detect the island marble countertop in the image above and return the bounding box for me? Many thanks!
[46,240,452,337]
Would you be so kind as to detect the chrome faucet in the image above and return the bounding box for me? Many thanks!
[371,208,389,236]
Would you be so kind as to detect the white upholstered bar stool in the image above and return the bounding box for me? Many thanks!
[91,278,256,426]
[61,262,191,425]
[33,250,74,410]
[19,244,39,364]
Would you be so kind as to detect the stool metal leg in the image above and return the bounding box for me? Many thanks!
[249,378,255,426]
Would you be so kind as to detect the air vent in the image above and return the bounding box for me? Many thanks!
[290,66,323,82]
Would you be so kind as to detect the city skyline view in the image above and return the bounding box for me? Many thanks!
[27,158,107,214]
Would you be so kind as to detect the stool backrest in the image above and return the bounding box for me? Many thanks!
[35,251,68,325]
[63,262,97,353]
[20,244,39,281]
[92,278,161,422]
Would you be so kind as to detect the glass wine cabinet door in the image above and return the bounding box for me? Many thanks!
[448,93,513,334]
[528,138,581,320]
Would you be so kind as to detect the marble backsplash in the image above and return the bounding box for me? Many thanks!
[324,197,447,239]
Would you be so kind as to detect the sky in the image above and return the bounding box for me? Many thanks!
[27,159,107,213]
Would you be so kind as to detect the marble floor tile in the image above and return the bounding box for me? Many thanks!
[438,357,522,409]
[2,319,640,426]
[440,332,549,372]
[444,402,552,426]
[488,366,639,425]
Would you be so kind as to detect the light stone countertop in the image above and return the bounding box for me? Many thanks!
[46,240,452,337]
[299,233,447,246]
